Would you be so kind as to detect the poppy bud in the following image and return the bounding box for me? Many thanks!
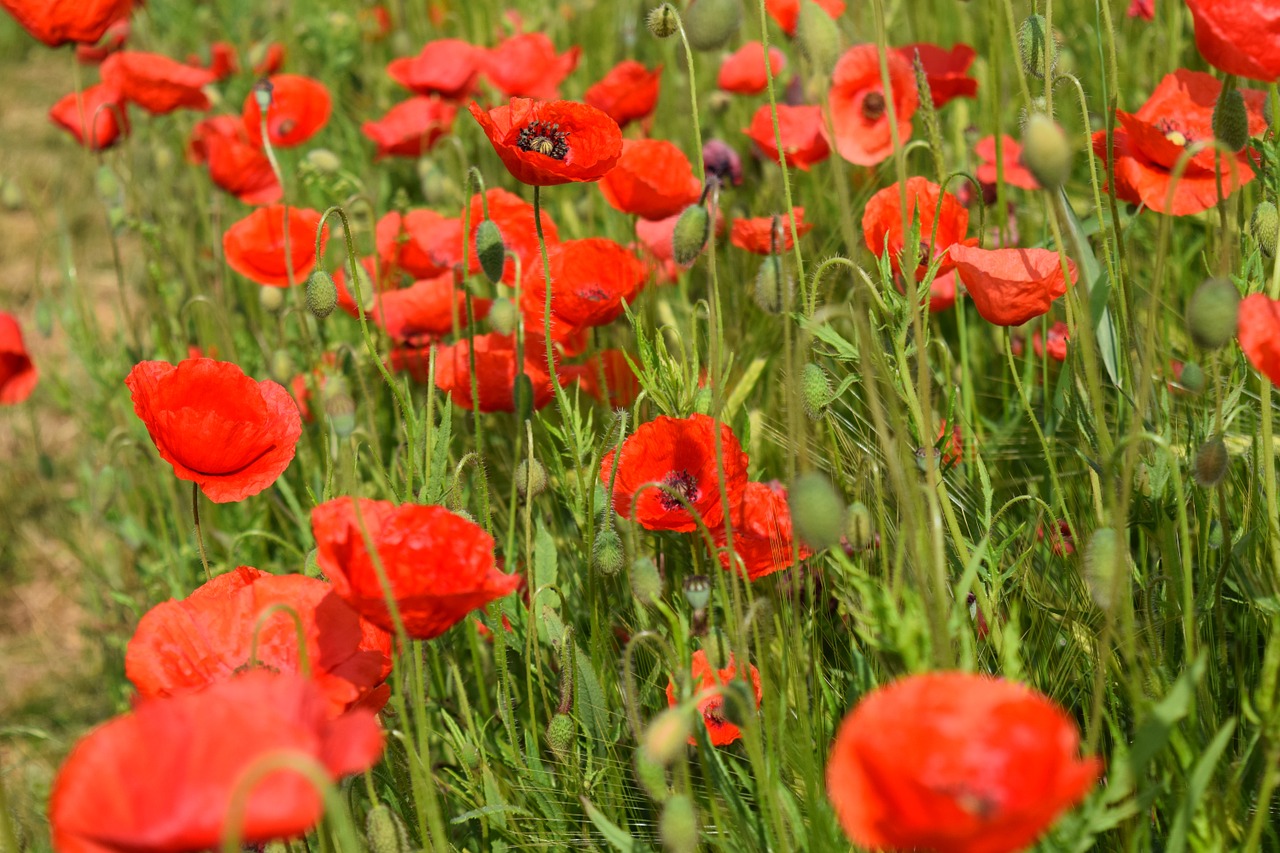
[269,350,295,384]
[323,390,357,438]
[643,706,693,766]
[305,270,338,319]
[1018,14,1051,79]
[1178,361,1206,394]
[801,362,833,419]
[545,712,576,763]
[1212,85,1250,153]
[684,0,742,51]
[259,285,286,313]
[1020,113,1072,190]
[683,574,712,610]
[516,458,547,499]
[1186,277,1240,350]
[753,255,791,314]
[365,805,411,853]
[647,3,680,39]
[593,526,625,576]
[844,501,876,551]
[703,139,743,187]
[796,0,841,74]
[1084,527,1123,611]
[631,555,664,605]
[305,148,342,175]
[672,204,711,265]
[487,297,518,335]
[1193,436,1230,488]
[660,795,698,853]
[635,750,670,800]
[475,219,507,284]
[1250,201,1279,258]
[790,473,845,549]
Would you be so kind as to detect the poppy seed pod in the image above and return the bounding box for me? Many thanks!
[672,203,711,265]
[753,255,791,313]
[1193,436,1230,488]
[647,4,680,39]
[1250,200,1279,257]
[1179,361,1206,394]
[683,574,712,610]
[643,706,694,766]
[660,795,698,853]
[259,285,286,313]
[545,713,575,762]
[1020,113,1072,189]
[1084,527,1122,611]
[269,350,295,384]
[1213,85,1250,153]
[684,0,743,51]
[801,361,833,419]
[630,556,664,605]
[487,297,518,336]
[365,805,411,853]
[1018,15,1052,79]
[1186,277,1241,350]
[789,473,845,549]
[593,526,625,575]
[796,0,842,74]
[305,270,338,319]
[475,219,506,284]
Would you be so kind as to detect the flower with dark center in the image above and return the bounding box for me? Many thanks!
[516,120,570,159]
[469,97,621,186]
[659,470,701,510]
[860,91,885,120]
[522,237,648,328]
[829,44,917,166]
[665,650,762,747]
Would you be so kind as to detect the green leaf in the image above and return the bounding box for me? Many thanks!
[723,357,766,420]
[534,521,557,595]
[581,797,646,852]
[1129,653,1207,777]
[1166,718,1237,853]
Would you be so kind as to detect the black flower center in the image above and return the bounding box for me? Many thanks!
[659,469,700,511]
[517,121,570,160]
[861,92,886,121]
[577,284,611,301]
[703,698,726,725]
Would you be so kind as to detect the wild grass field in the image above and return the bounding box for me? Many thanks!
[2,0,1280,850]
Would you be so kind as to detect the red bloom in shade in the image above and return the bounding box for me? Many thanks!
[377,272,491,342]
[665,650,762,746]
[1238,294,1280,386]
[470,98,622,186]
[718,42,786,95]
[731,207,812,255]
[976,135,1039,191]
[0,0,132,47]
[714,480,813,581]
[827,672,1100,853]
[376,209,455,279]
[744,104,830,170]
[125,567,392,718]
[101,51,215,115]
[1185,0,1280,83]
[362,97,457,159]
[223,205,327,287]
[49,671,384,853]
[584,60,662,128]
[764,0,845,36]
[189,116,281,205]
[75,17,129,64]
[243,74,332,148]
[0,311,37,404]
[601,414,749,532]
[829,45,917,166]
[387,38,484,99]
[949,245,1076,327]
[1091,70,1267,216]
[1033,321,1070,362]
[1037,519,1076,556]
[49,83,129,151]
[393,333,563,412]
[524,238,649,328]
[599,138,702,221]
[895,43,978,108]
[578,349,641,408]
[862,177,973,280]
[484,33,580,99]
[310,497,521,639]
[126,358,302,503]
[1127,0,1154,21]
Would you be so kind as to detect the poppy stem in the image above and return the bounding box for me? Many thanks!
[192,482,211,583]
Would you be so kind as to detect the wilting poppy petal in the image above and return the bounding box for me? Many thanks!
[714,481,812,580]
[1239,293,1280,385]
[469,98,622,186]
[0,0,132,47]
[764,0,845,36]
[976,135,1040,190]
[243,74,332,148]
[862,177,972,280]
[665,650,762,746]
[101,50,215,115]
[0,311,37,404]
[829,44,916,166]
[523,238,649,328]
[49,83,129,151]
[731,207,811,255]
[718,42,786,95]
[949,244,1076,326]
[1184,0,1280,83]
[744,104,830,170]
[895,43,978,108]
[362,96,457,159]
[599,138,702,221]
[387,38,483,98]
[223,205,327,287]
[584,60,662,128]
[484,33,580,99]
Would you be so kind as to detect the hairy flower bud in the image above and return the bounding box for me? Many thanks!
[1250,200,1279,257]
[259,285,286,313]
[844,501,876,551]
[643,706,693,766]
[305,148,342,175]
[305,269,338,319]
[1018,15,1051,79]
[365,805,411,853]
[684,0,742,51]
[545,713,575,763]
[1178,361,1206,394]
[1213,85,1250,153]
[796,0,841,73]
[475,219,506,284]
[660,795,699,853]
[672,203,711,265]
[593,526,625,576]
[753,255,791,313]
[801,362,833,420]
[1020,113,1072,189]
[1193,436,1230,488]
[269,350,295,384]
[630,556,664,606]
[487,297,518,335]
[790,473,845,549]
[647,3,679,38]
[1186,277,1240,350]
[1084,527,1123,612]
[516,458,547,500]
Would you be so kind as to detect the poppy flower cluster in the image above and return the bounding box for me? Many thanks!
[666,649,763,746]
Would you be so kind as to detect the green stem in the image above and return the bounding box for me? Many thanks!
[192,482,211,583]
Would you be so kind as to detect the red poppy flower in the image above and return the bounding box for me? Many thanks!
[744,104,831,170]
[584,60,662,128]
[223,205,327,287]
[730,207,812,255]
[49,83,129,151]
[377,272,491,343]
[714,480,813,581]
[976,135,1040,191]
[188,41,237,81]
[1038,519,1076,556]
[862,177,973,280]
[1128,0,1154,21]
[101,50,215,115]
[0,311,36,404]
[764,0,846,36]
[470,98,622,186]
[829,44,916,166]
[718,42,786,95]
[448,188,559,284]
[601,413,749,532]
[665,650,762,746]
[376,209,455,279]
[1033,320,1070,362]
[311,497,521,639]
[1185,0,1280,83]
[1091,69,1267,216]
[362,97,457,159]
[895,43,978,108]
[75,17,129,64]
[578,349,641,408]
[125,566,392,717]
[949,245,1076,327]
[0,0,132,47]
[522,238,649,329]
[243,74,331,148]
[253,42,285,75]
[484,33,580,99]
[387,38,483,99]
[126,358,302,503]
[1238,294,1280,385]
[50,671,384,853]
[827,672,1100,853]
[189,116,281,205]
[423,333,565,412]
[599,138,702,220]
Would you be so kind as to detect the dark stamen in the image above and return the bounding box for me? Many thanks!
[578,285,611,302]
[517,120,570,160]
[861,92,886,121]
[659,469,700,511]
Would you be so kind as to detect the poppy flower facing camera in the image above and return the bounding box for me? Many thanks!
[243,74,332,148]
[223,205,327,287]
[470,98,622,186]
[829,44,917,166]
[666,650,763,747]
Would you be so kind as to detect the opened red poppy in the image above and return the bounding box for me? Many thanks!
[523,238,649,329]
[578,349,642,409]
[484,32,580,99]
[584,60,662,128]
[243,74,332,148]
[744,104,831,170]
[0,0,132,47]
[75,17,129,64]
[362,96,457,159]
[1185,0,1280,83]
[49,83,129,151]
[718,42,786,95]
[101,50,215,114]
[189,116,281,205]
[1033,320,1070,362]
[1091,69,1267,215]
[0,311,36,405]
[714,480,813,580]
[125,566,392,718]
[863,177,973,280]
[731,207,812,255]
[895,43,978,108]
[398,332,563,412]
[829,44,916,166]
[126,358,302,503]
[1128,0,1154,20]
[386,38,484,99]
[827,672,1100,853]
[253,42,286,75]
[601,413,748,532]
[599,138,702,220]
[976,135,1039,191]
[223,205,326,287]
[470,98,622,186]
[665,650,762,746]
[764,0,845,36]
[949,245,1076,327]
[50,671,384,853]
[376,272,491,343]
[189,41,238,81]
[311,497,521,639]
[1238,294,1280,385]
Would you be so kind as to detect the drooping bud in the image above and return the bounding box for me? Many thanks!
[672,203,711,265]
[753,255,791,313]
[801,362,833,420]
[646,3,679,39]
[683,0,742,51]
[305,148,342,175]
[305,269,338,319]
[269,350,295,384]
[796,0,841,74]
[1193,436,1230,488]
[1212,83,1250,153]
[642,706,693,766]
[1084,527,1123,611]
[1020,113,1072,189]
[1018,15,1051,79]
[516,458,548,500]
[1178,361,1206,394]
[630,556,664,606]
[844,501,876,551]
[487,297,518,335]
[789,473,845,549]
[593,526,625,575]
[1186,277,1240,350]
[1250,200,1279,257]
[659,795,699,853]
[545,713,575,763]
[475,219,506,284]
[259,285,286,313]
[365,805,411,853]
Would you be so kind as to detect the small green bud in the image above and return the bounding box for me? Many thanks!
[1213,85,1250,153]
[796,0,841,73]
[801,362,833,420]
[516,458,547,500]
[305,270,338,319]
[1018,15,1051,79]
[753,255,791,313]
[1084,527,1123,611]
[630,556,664,606]
[269,349,295,384]
[1193,436,1230,488]
[365,805,411,853]
[475,219,507,284]
[844,501,876,551]
[1207,520,1224,550]
[1186,277,1240,350]
[323,390,356,439]
[646,3,679,38]
[1250,200,1279,257]
[305,148,342,175]
[488,297,518,335]
[545,713,575,763]
[789,473,845,549]
[635,750,670,801]
[672,204,711,265]
[684,0,742,51]
[1178,361,1206,394]
[660,795,699,853]
[683,574,711,610]
[643,706,693,766]
[593,526,625,576]
[259,285,286,313]
[1020,113,1072,189]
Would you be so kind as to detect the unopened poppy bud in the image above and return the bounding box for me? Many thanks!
[1018,14,1051,79]
[635,750,670,800]
[643,706,693,765]
[1193,436,1230,488]
[593,526,625,575]
[259,285,285,313]
[269,350,294,384]
[365,805,411,853]
[1020,113,1072,189]
[753,255,791,313]
[1213,85,1250,153]
[718,679,756,728]
[683,574,712,610]
[545,713,575,762]
[1179,361,1206,394]
[252,77,274,112]
[647,3,680,38]
[1186,277,1240,350]
[1084,527,1123,611]
[475,219,506,284]
[844,501,876,551]
[789,473,845,549]
[487,297,518,335]
[672,204,711,265]
[1250,201,1279,257]
[305,148,342,175]
[630,556,664,605]
[305,270,338,319]
[323,391,356,438]
[801,362,833,419]
[516,457,547,499]
[796,0,841,73]
[660,795,698,853]
[417,159,459,205]
[684,0,742,50]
